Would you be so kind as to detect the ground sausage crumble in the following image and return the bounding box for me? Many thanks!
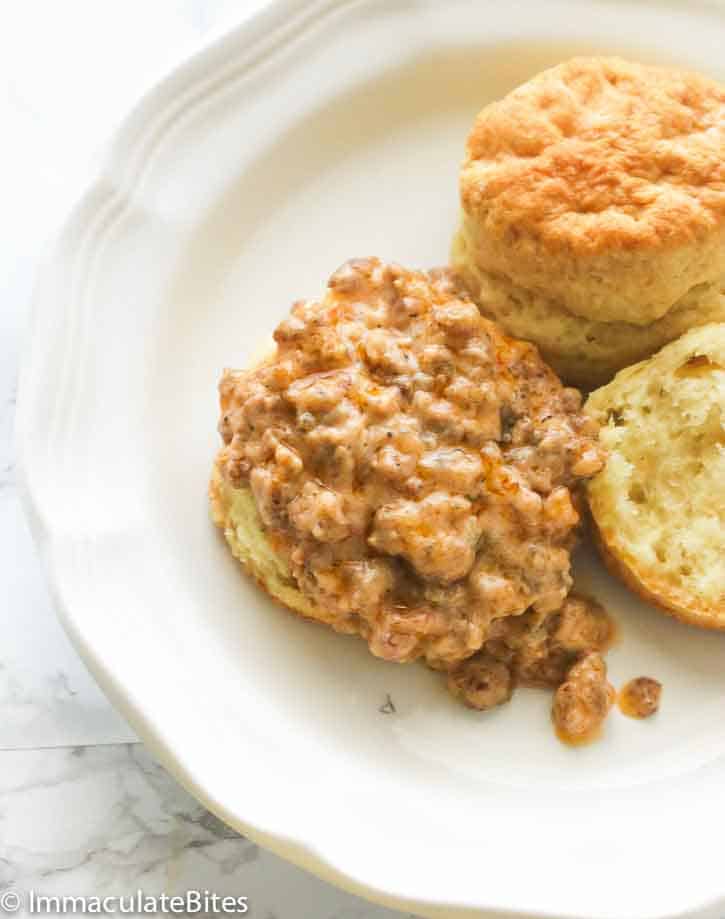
[215,258,612,738]
[618,676,662,719]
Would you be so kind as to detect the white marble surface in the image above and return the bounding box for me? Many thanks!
[0,746,415,919]
[0,3,416,915]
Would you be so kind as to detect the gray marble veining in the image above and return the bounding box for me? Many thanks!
[0,745,417,919]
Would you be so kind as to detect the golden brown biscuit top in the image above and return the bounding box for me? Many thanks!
[461,57,725,256]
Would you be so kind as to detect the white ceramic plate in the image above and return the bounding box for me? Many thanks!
[17,2,725,917]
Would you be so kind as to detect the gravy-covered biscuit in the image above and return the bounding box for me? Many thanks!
[211,258,612,730]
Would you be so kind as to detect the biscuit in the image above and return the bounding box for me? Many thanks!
[584,323,725,628]
[209,460,329,624]
[458,57,725,326]
[453,222,725,388]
